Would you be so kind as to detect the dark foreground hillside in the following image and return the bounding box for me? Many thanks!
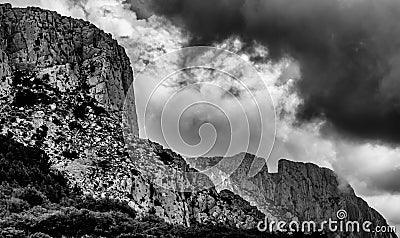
[0,134,328,238]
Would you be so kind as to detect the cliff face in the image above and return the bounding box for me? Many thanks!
[0,3,134,116]
[189,154,397,238]
[0,4,395,238]
[0,3,262,230]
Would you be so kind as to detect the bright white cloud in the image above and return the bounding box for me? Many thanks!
[364,194,400,236]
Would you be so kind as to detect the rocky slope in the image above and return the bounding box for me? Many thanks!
[0,3,264,231]
[0,2,138,137]
[0,3,396,238]
[189,153,397,238]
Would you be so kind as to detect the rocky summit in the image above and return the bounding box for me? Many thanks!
[0,3,397,238]
[0,3,264,232]
[189,153,398,238]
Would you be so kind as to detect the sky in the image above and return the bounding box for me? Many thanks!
[3,0,400,235]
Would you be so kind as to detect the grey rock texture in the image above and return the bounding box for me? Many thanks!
[0,3,135,117]
[189,153,397,237]
[0,3,396,237]
[0,3,262,230]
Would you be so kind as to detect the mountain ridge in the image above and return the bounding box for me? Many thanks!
[0,3,266,232]
[188,152,397,238]
[0,3,396,238]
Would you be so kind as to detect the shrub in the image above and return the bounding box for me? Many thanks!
[29,232,53,238]
[0,227,26,238]
[12,187,48,206]
[6,197,30,213]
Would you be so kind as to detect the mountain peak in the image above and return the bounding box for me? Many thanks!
[0,4,396,237]
[191,153,396,237]
[0,3,134,113]
[0,4,266,233]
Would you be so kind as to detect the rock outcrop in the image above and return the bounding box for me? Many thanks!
[0,3,263,231]
[189,153,397,238]
[0,3,135,119]
[0,4,396,238]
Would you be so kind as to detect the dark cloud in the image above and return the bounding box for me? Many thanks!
[141,0,400,143]
[123,0,154,19]
[368,169,400,194]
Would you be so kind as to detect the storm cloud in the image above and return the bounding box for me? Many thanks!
[145,0,400,143]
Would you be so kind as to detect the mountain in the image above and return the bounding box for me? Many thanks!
[0,3,268,235]
[188,153,397,238]
[0,3,395,238]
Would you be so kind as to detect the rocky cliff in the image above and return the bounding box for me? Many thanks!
[0,3,396,238]
[189,153,397,237]
[0,3,263,231]
[0,3,135,116]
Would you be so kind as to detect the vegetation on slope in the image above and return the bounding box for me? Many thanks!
[0,131,327,238]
